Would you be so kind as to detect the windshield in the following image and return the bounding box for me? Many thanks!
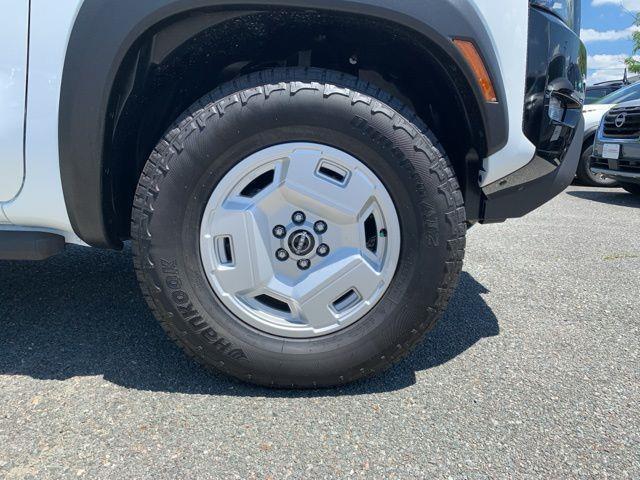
[596,82,640,105]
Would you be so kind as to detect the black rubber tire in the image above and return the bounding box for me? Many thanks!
[131,68,466,388]
[621,182,640,196]
[576,144,619,187]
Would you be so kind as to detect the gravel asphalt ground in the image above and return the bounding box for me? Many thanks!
[0,185,638,479]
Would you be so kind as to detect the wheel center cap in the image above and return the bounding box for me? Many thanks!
[288,230,315,256]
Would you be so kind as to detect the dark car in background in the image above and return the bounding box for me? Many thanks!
[585,76,639,104]
[586,84,623,104]
[581,81,640,186]
[591,99,640,196]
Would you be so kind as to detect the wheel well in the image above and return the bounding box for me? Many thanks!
[105,8,487,239]
[583,130,596,153]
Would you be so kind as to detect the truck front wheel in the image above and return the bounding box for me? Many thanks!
[131,68,466,387]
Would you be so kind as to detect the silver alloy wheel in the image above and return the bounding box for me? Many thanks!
[200,143,401,338]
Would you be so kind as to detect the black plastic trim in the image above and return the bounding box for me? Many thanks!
[521,9,586,147]
[0,231,65,261]
[583,125,599,141]
[480,5,586,221]
[59,0,508,248]
[482,116,583,220]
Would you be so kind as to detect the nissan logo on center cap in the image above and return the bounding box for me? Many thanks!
[288,230,315,256]
[615,112,627,128]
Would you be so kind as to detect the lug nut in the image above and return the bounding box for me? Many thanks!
[316,244,330,257]
[314,221,328,234]
[292,211,306,224]
[297,259,311,270]
[276,248,289,261]
[273,225,287,239]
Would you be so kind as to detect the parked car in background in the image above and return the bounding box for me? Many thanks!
[580,81,640,186]
[584,76,639,104]
[591,99,640,196]
[586,83,624,105]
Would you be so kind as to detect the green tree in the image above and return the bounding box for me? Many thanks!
[625,14,640,73]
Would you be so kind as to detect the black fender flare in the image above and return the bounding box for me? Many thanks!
[59,0,508,248]
[582,125,599,148]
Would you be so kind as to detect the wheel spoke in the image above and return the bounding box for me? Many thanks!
[283,148,376,222]
[204,207,274,297]
[289,253,384,330]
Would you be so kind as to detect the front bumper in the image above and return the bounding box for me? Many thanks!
[593,169,640,185]
[483,116,584,218]
[481,6,586,221]
[592,134,640,185]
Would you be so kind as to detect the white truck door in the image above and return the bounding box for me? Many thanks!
[0,1,30,202]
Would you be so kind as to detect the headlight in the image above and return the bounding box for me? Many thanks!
[530,0,580,32]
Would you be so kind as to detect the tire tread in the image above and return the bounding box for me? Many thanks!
[131,67,466,388]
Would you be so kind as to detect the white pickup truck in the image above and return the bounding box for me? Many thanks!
[0,0,585,387]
